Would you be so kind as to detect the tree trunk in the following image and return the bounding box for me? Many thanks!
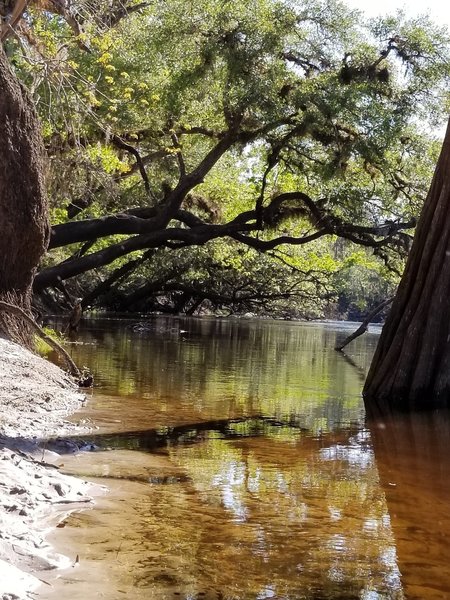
[0,45,49,345]
[364,119,450,411]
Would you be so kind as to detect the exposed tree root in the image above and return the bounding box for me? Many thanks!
[0,300,92,386]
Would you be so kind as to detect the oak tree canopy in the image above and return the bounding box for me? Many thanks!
[2,0,450,318]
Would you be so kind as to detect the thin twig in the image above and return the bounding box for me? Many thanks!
[171,132,186,179]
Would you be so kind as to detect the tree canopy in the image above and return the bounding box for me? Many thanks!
[5,0,450,317]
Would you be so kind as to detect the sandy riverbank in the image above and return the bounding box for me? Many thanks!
[0,337,98,600]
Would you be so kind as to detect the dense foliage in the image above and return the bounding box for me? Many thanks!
[5,0,450,318]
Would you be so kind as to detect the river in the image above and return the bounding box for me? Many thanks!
[42,317,450,600]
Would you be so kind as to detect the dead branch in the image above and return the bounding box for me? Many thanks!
[334,297,394,352]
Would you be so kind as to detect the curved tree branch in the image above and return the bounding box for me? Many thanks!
[50,187,416,250]
[36,221,257,290]
[39,187,417,293]
[111,135,152,196]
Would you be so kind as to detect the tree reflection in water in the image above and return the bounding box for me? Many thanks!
[41,318,447,599]
[368,410,450,600]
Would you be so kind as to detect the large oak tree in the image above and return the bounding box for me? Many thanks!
[0,43,48,344]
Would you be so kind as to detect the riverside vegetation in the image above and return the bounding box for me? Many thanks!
[2,0,450,324]
[2,1,450,596]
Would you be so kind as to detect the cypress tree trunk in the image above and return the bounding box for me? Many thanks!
[0,45,49,345]
[364,119,450,411]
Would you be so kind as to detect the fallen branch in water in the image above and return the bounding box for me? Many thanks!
[335,297,394,352]
[0,300,84,381]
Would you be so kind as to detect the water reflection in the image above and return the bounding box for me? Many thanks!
[48,431,401,599]
[368,411,450,600]
[63,317,378,434]
[42,318,409,599]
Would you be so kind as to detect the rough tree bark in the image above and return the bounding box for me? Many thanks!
[0,44,49,345]
[364,119,450,412]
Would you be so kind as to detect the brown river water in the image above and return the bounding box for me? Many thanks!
[41,317,450,600]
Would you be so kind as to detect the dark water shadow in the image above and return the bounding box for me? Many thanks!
[47,414,361,454]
